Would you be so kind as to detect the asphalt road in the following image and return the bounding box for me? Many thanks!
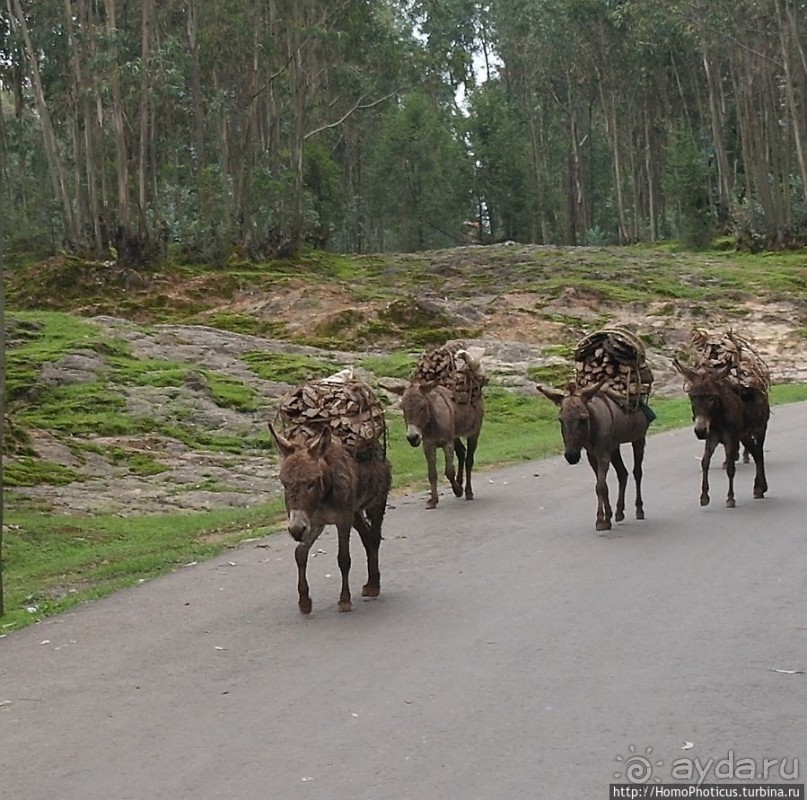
[2,403,806,800]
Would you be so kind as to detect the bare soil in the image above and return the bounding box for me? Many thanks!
[8,245,806,517]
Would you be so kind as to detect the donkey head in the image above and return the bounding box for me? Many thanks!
[673,359,731,440]
[388,381,438,447]
[269,424,333,542]
[536,381,603,464]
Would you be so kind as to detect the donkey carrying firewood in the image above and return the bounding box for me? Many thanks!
[269,424,392,614]
[388,380,484,509]
[537,381,650,531]
[673,360,770,508]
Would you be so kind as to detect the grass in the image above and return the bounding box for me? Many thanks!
[243,351,338,383]
[3,242,807,630]
[0,505,281,632]
[3,380,807,633]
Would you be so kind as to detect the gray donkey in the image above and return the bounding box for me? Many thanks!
[537,382,650,531]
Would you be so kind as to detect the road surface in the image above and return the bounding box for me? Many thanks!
[2,403,806,799]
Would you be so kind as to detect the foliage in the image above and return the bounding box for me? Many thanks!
[3,2,807,258]
[662,126,715,249]
[367,91,474,251]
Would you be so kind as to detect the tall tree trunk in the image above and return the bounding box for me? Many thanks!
[701,47,732,227]
[568,73,588,243]
[187,0,205,170]
[644,109,657,242]
[103,0,131,238]
[138,0,155,229]
[9,0,77,247]
[598,79,628,243]
[775,0,807,211]
[64,0,102,255]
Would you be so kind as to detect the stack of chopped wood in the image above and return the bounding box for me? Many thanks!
[688,328,770,392]
[410,342,486,405]
[276,369,387,458]
[573,327,653,405]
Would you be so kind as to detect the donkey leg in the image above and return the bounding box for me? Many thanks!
[747,431,768,498]
[700,437,718,506]
[454,438,467,495]
[423,442,440,509]
[611,447,628,523]
[295,524,325,614]
[587,452,611,531]
[463,435,478,500]
[295,542,313,614]
[724,438,739,508]
[443,442,463,498]
[336,522,353,612]
[632,438,646,520]
[354,511,381,598]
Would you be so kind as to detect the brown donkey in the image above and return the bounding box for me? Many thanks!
[269,424,392,613]
[673,361,769,508]
[537,382,650,531]
[388,381,484,509]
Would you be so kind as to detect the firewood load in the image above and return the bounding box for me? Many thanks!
[687,329,771,393]
[275,368,387,459]
[410,342,487,405]
[573,327,653,408]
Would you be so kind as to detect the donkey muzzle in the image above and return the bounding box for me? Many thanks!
[405,426,422,447]
[565,450,581,465]
[287,510,310,542]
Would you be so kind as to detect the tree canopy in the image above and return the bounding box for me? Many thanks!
[2,0,806,264]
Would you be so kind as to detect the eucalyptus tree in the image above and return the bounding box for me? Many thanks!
[367,91,474,251]
[466,80,532,242]
[6,0,77,248]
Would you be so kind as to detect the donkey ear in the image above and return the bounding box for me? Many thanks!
[268,423,295,458]
[673,358,695,381]
[535,383,565,406]
[309,425,333,459]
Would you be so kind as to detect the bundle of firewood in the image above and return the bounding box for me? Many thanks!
[573,327,653,404]
[276,369,387,457]
[411,342,486,405]
[688,328,770,392]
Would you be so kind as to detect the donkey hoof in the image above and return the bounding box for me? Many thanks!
[615,511,625,522]
[465,490,474,501]
[451,483,463,498]
[298,597,313,615]
[362,584,380,598]
[726,498,736,508]
[700,495,710,507]
[595,520,611,531]
[338,599,352,612]
[426,497,438,509]
[635,509,645,520]
[753,489,766,499]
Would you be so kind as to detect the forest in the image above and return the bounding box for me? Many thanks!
[2,0,807,265]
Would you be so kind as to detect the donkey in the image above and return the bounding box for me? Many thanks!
[537,382,650,531]
[269,424,392,614]
[388,381,484,509]
[673,361,770,508]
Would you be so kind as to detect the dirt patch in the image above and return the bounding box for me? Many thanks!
[7,247,806,517]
